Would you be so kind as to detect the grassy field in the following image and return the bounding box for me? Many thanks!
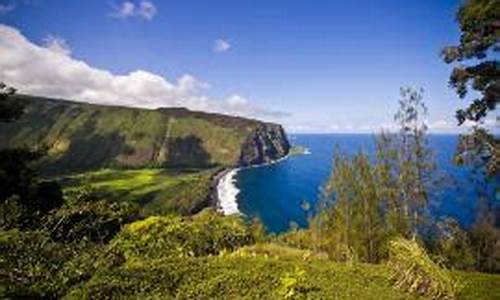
[59,168,217,216]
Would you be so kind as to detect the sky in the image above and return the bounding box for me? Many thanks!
[0,0,496,133]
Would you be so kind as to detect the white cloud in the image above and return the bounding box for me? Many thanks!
[138,1,157,20]
[227,95,248,107]
[0,3,15,15]
[0,24,288,121]
[112,1,157,20]
[214,39,231,53]
[114,1,135,18]
[42,35,71,56]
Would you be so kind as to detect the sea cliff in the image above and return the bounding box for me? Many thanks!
[0,95,290,173]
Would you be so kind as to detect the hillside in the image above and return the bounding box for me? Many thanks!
[3,210,499,299]
[0,95,290,173]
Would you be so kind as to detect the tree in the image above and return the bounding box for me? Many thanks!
[442,0,500,273]
[316,150,386,263]
[394,87,435,237]
[375,131,410,237]
[314,87,436,263]
[0,83,63,229]
[441,0,499,175]
[469,199,500,272]
[0,82,24,122]
[435,217,476,270]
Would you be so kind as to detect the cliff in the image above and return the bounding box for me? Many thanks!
[0,95,290,173]
[239,123,290,166]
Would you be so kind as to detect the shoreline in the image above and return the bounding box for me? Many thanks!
[212,153,291,215]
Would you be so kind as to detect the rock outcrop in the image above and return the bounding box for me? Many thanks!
[239,124,290,166]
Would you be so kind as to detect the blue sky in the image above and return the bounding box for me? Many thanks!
[0,0,492,133]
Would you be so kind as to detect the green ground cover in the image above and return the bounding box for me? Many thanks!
[60,168,216,216]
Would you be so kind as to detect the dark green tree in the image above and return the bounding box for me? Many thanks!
[0,83,64,229]
[441,0,499,175]
[0,82,24,122]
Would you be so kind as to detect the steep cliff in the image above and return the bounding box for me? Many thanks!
[0,95,290,173]
[239,124,290,166]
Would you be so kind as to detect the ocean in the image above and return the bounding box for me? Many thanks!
[218,134,495,233]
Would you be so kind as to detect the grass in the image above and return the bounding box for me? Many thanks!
[66,255,424,300]
[388,237,460,299]
[60,168,216,216]
[454,271,500,300]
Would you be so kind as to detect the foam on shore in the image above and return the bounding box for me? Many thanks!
[216,154,292,215]
[217,169,241,215]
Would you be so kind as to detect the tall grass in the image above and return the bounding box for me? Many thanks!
[388,237,461,299]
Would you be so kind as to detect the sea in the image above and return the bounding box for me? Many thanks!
[217,134,497,233]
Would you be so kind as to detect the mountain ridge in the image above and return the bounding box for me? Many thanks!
[0,95,290,173]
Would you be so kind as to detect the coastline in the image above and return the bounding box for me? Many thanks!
[213,153,291,216]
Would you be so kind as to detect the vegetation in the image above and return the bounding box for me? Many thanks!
[289,145,310,156]
[388,237,460,299]
[0,84,65,230]
[440,0,500,275]
[304,88,436,264]
[0,1,498,298]
[279,86,500,298]
[0,95,289,173]
[441,0,499,176]
[2,207,500,299]
[60,168,216,216]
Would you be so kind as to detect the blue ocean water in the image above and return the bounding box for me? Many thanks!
[235,134,492,233]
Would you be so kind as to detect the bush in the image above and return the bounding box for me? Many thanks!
[0,230,100,299]
[109,209,253,261]
[436,218,476,271]
[388,237,461,299]
[43,193,138,243]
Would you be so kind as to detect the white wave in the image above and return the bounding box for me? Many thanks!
[217,169,241,215]
[216,154,291,215]
[304,148,312,155]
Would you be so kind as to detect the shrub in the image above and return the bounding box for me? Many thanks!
[0,230,100,298]
[436,217,476,271]
[43,195,138,244]
[387,237,461,299]
[109,209,253,261]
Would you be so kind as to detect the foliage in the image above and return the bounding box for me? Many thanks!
[455,128,499,175]
[277,267,310,299]
[0,229,101,299]
[454,270,500,300]
[0,150,64,229]
[393,87,436,236]
[2,208,500,299]
[441,0,499,176]
[0,85,64,230]
[317,150,387,263]
[43,186,139,243]
[66,250,421,300]
[469,203,500,273]
[388,237,461,299]
[109,209,253,261]
[310,88,437,263]
[435,218,476,271]
[0,82,24,122]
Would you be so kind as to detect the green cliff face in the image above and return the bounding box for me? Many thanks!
[0,95,290,173]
